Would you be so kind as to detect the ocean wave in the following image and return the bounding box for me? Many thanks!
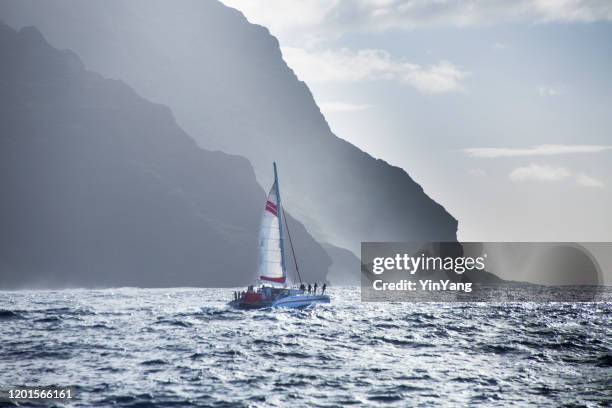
[0,309,23,319]
[0,287,610,407]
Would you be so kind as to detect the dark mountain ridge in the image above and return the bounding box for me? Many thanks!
[0,0,459,258]
[0,23,330,288]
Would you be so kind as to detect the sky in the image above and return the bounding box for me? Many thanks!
[222,0,612,242]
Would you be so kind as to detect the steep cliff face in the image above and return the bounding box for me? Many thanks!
[0,0,459,258]
[0,23,330,288]
[322,244,361,286]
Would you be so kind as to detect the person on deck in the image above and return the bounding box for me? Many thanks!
[300,283,305,291]
[307,284,312,294]
[314,282,318,294]
[322,283,327,294]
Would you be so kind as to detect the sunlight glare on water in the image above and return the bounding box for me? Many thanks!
[0,287,611,407]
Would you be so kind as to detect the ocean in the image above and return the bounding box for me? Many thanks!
[1,287,610,407]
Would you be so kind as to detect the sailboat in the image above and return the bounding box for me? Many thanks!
[229,163,330,309]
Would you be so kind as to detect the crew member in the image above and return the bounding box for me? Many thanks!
[307,284,312,294]
[322,283,327,294]
[314,282,318,294]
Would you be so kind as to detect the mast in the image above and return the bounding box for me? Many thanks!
[273,162,287,280]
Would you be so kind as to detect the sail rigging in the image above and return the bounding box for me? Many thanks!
[282,206,302,284]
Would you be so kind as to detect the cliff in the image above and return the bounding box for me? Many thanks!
[0,0,459,263]
[0,23,330,288]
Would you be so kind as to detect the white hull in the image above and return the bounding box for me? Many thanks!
[271,294,330,309]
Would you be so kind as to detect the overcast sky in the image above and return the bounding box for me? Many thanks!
[222,0,612,242]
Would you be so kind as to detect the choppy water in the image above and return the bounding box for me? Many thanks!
[0,287,611,407]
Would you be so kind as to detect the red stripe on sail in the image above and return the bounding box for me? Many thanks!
[265,201,278,216]
[260,276,286,283]
[266,201,277,212]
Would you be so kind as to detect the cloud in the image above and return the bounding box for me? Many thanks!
[575,173,605,188]
[467,168,487,177]
[533,0,612,23]
[318,102,373,113]
[281,47,468,93]
[510,164,604,188]
[537,85,563,96]
[223,0,612,43]
[463,144,612,158]
[510,164,572,182]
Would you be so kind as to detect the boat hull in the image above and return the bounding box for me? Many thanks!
[229,300,272,310]
[272,294,330,309]
[229,294,330,310]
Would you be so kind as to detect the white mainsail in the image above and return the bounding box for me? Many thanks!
[258,164,286,284]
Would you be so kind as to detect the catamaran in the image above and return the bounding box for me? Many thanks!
[229,163,330,309]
